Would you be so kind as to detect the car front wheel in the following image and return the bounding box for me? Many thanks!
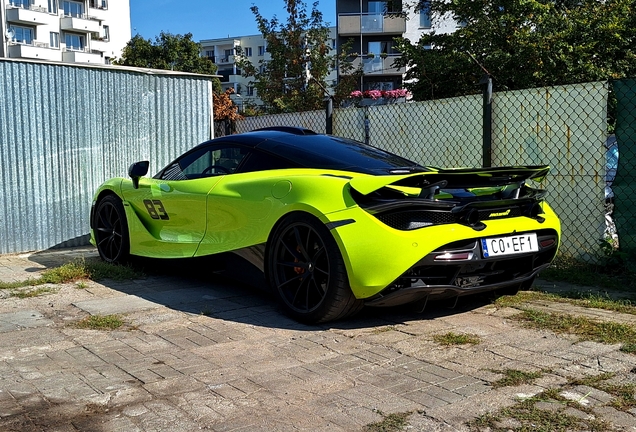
[267,214,363,324]
[94,195,130,264]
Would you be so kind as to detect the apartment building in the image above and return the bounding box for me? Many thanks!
[336,0,458,91]
[200,28,338,109]
[0,0,130,64]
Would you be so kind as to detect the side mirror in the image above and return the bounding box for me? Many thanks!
[128,161,149,189]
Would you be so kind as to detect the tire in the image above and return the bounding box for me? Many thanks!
[93,195,130,264]
[267,213,363,324]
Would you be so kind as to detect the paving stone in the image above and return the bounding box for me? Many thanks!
[74,295,160,315]
[593,406,636,430]
[2,248,636,431]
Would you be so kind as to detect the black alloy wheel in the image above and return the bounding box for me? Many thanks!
[94,195,130,263]
[268,214,362,324]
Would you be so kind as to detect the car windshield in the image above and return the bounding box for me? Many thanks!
[268,136,428,174]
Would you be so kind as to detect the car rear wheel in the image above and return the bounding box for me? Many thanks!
[267,214,363,324]
[94,195,130,264]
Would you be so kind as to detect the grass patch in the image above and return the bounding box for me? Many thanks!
[372,326,398,334]
[620,341,636,354]
[470,396,608,431]
[491,369,544,388]
[494,290,636,315]
[75,314,124,330]
[569,372,616,387]
[512,308,636,349]
[568,373,636,411]
[433,332,481,346]
[10,287,56,299]
[0,258,143,290]
[540,255,636,293]
[364,411,411,432]
[605,383,636,410]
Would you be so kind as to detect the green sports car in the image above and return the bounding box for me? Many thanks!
[90,127,561,323]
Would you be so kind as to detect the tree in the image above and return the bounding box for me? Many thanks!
[236,0,354,113]
[115,32,221,91]
[213,88,244,136]
[395,0,636,100]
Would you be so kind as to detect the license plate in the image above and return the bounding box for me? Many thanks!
[481,233,539,258]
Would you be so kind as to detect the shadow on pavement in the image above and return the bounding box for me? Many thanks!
[26,247,495,331]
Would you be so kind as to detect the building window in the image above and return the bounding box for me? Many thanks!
[89,0,107,9]
[258,45,265,56]
[50,32,60,48]
[48,0,58,13]
[63,0,84,17]
[420,2,432,29]
[104,56,111,64]
[9,0,31,9]
[65,33,85,51]
[9,26,34,44]
[244,47,252,57]
[224,49,232,61]
[102,25,109,41]
[246,85,255,97]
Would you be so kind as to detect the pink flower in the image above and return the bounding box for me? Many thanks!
[383,88,409,99]
[363,90,383,100]
[349,90,363,98]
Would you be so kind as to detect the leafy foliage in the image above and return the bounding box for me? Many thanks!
[115,32,221,91]
[213,88,243,122]
[396,0,636,100]
[237,0,359,112]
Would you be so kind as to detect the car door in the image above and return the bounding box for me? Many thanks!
[122,145,229,256]
[196,148,294,256]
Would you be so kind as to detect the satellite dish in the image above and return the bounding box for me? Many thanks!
[5,29,15,40]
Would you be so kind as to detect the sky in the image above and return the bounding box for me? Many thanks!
[130,0,337,42]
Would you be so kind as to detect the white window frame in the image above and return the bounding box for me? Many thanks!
[419,1,432,29]
[9,25,34,45]
[64,32,85,51]
[48,0,58,14]
[63,0,84,18]
[50,31,60,48]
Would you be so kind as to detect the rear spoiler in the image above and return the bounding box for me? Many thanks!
[349,166,550,196]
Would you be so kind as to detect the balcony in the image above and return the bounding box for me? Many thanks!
[60,16,101,33]
[338,13,406,36]
[346,55,404,76]
[62,48,103,63]
[6,5,51,25]
[90,38,109,52]
[7,42,62,61]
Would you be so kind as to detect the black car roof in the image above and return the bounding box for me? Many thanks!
[199,128,426,174]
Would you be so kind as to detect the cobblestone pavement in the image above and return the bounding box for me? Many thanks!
[0,248,635,431]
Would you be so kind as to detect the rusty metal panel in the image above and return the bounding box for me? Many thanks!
[0,60,213,254]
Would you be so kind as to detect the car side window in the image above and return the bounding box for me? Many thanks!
[160,145,249,180]
[238,150,299,173]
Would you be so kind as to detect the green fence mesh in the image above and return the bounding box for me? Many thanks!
[228,79,636,263]
[612,79,636,257]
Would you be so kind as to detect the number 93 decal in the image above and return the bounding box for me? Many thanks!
[143,199,169,220]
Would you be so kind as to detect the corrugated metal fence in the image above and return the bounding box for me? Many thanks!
[0,59,214,254]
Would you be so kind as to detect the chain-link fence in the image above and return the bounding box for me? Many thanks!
[232,79,636,263]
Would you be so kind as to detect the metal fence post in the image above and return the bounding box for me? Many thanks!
[325,97,333,135]
[364,107,370,145]
[481,74,493,167]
